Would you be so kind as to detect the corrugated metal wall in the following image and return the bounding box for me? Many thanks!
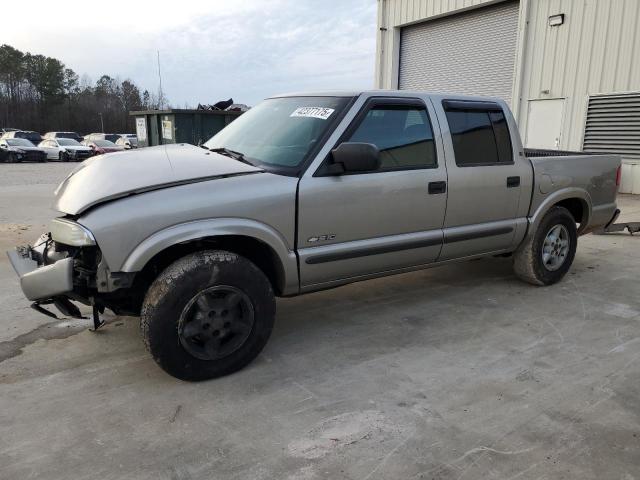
[517,0,640,152]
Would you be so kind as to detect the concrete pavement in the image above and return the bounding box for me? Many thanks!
[1,163,639,479]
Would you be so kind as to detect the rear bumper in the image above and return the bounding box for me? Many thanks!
[604,208,621,229]
[586,202,619,234]
[7,247,74,301]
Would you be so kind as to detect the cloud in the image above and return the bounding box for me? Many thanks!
[3,0,377,106]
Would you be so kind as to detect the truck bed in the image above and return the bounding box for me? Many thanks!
[527,151,620,231]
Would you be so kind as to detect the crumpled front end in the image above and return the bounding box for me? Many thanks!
[6,222,103,319]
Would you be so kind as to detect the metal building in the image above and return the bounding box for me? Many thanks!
[375,0,640,193]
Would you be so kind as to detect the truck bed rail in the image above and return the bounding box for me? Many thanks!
[524,148,591,158]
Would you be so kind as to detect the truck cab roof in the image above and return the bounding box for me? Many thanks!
[271,89,507,105]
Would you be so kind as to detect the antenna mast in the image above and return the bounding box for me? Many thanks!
[157,50,164,110]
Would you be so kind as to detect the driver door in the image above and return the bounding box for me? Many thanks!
[297,97,448,290]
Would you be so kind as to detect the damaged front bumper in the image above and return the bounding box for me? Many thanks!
[6,233,94,319]
[7,245,74,301]
[7,232,139,322]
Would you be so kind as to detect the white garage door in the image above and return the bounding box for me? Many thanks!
[399,0,520,104]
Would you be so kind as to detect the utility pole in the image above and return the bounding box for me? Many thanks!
[157,50,164,110]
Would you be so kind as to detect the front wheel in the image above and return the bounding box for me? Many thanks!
[513,206,577,285]
[140,250,276,381]
[59,151,68,162]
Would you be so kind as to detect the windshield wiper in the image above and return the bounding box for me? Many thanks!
[208,147,254,166]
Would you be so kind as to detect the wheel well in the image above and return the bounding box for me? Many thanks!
[123,236,286,314]
[555,198,586,228]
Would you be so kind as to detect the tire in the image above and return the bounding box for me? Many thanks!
[141,250,276,381]
[513,206,577,286]
[8,153,18,163]
[59,151,68,162]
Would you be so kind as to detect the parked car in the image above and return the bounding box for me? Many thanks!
[1,127,20,134]
[43,131,84,143]
[1,130,43,145]
[0,138,47,162]
[81,139,125,155]
[84,133,121,143]
[7,90,621,381]
[38,138,92,162]
[115,136,138,149]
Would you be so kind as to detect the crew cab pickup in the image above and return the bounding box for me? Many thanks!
[7,91,621,380]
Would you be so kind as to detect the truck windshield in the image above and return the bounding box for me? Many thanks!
[203,96,352,171]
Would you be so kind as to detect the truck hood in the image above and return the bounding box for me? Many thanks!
[53,143,263,215]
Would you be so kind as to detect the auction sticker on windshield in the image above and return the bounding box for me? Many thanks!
[290,107,335,120]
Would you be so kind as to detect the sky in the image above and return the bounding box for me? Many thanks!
[3,0,377,107]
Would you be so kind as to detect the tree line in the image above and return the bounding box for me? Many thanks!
[0,44,167,134]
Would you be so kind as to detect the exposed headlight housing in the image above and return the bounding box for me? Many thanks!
[50,218,96,246]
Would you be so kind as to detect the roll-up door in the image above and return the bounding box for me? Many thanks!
[399,1,520,104]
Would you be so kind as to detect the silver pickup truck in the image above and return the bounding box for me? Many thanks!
[7,91,621,380]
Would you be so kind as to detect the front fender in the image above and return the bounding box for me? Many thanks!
[120,218,299,295]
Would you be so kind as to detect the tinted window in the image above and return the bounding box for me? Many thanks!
[445,106,513,166]
[445,110,498,166]
[348,105,436,170]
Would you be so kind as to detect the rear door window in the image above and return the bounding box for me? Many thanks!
[444,102,513,166]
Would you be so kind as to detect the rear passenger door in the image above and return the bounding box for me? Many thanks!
[434,99,530,260]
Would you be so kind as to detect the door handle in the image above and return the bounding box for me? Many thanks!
[507,176,520,188]
[428,181,447,194]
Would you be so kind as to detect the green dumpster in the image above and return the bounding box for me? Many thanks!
[130,109,243,147]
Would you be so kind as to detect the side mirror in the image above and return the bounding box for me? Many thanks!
[329,142,380,174]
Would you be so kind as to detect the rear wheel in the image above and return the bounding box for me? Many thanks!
[140,250,276,381]
[513,206,577,285]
